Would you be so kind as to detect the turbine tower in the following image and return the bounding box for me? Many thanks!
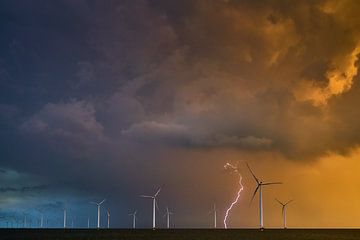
[40,213,44,228]
[129,210,137,229]
[90,199,106,229]
[63,208,67,229]
[275,199,293,229]
[163,207,173,229]
[247,163,282,230]
[107,210,110,229]
[140,187,161,229]
[87,217,90,229]
[209,203,217,228]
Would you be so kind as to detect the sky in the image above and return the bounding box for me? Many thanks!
[1,0,360,229]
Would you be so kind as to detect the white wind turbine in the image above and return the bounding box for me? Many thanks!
[275,199,293,229]
[107,210,110,229]
[90,199,106,229]
[23,214,27,228]
[140,187,161,229]
[63,208,67,229]
[163,207,173,229]
[39,212,44,228]
[129,210,137,229]
[209,203,217,228]
[247,163,282,230]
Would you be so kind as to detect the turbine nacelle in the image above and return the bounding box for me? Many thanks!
[90,199,106,206]
[140,187,161,199]
[129,210,138,216]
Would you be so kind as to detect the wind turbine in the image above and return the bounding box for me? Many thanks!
[247,163,282,230]
[275,199,293,229]
[87,217,90,229]
[129,210,137,229]
[107,210,110,229]
[23,214,27,228]
[90,199,106,229]
[40,213,44,228]
[140,187,161,229]
[209,203,217,228]
[163,207,173,229]
[63,208,67,228]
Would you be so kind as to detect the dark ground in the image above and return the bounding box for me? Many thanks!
[1,229,360,240]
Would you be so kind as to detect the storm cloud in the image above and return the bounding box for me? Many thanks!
[1,0,360,228]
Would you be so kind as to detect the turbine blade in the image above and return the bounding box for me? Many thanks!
[140,195,153,198]
[249,185,260,206]
[99,199,106,205]
[285,200,294,205]
[246,163,259,184]
[154,187,161,197]
[155,199,160,212]
[134,210,137,215]
[262,182,282,186]
[275,198,284,206]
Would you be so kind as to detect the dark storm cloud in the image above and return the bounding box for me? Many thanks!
[122,120,273,149]
[0,184,49,193]
[3,0,359,164]
[36,201,63,211]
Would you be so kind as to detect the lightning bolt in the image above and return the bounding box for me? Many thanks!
[223,163,244,229]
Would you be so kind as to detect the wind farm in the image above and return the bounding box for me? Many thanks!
[0,163,360,240]
[1,0,360,239]
[0,161,358,240]
[0,162,291,231]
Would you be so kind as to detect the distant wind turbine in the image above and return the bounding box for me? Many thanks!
[163,207,173,229]
[107,210,110,229]
[63,208,67,228]
[40,213,44,228]
[209,203,217,228]
[23,215,27,228]
[247,163,282,230]
[275,199,293,229]
[129,210,137,229]
[140,187,161,229]
[90,199,106,229]
[87,217,90,229]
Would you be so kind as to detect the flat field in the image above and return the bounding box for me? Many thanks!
[1,229,360,240]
